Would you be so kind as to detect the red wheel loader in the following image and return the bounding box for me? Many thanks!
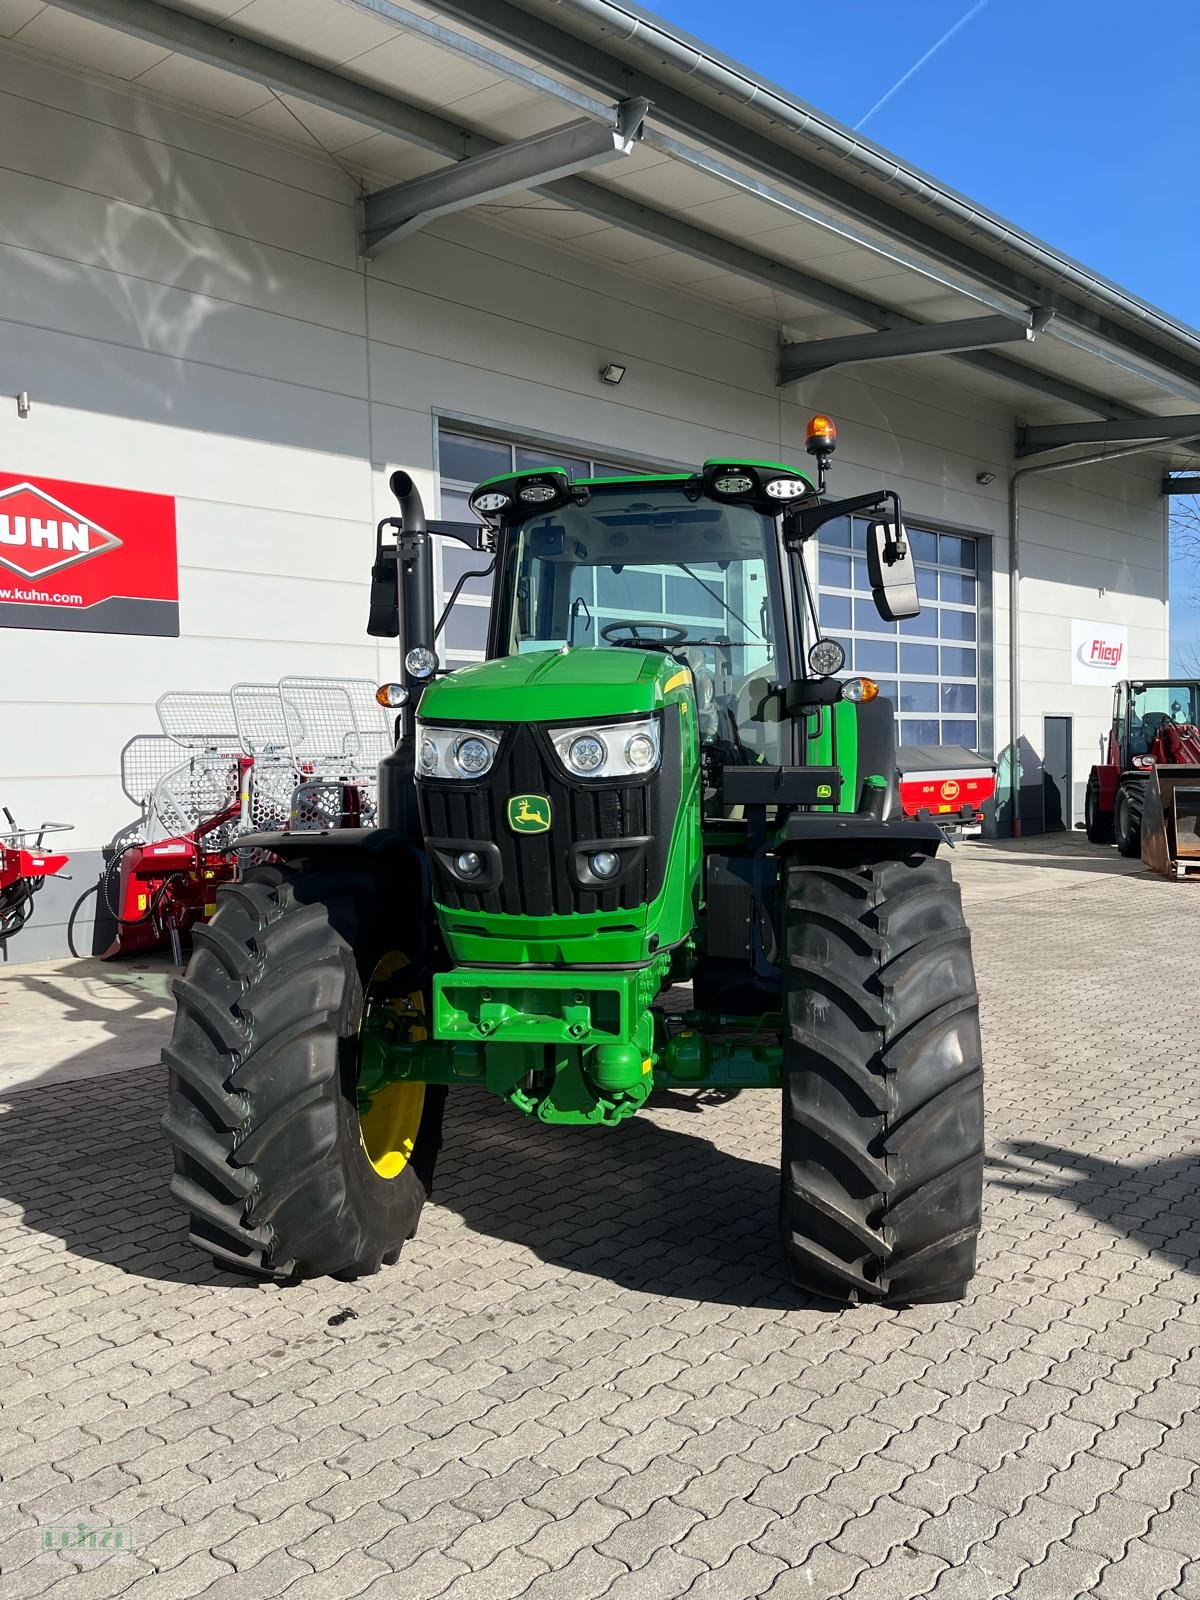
[1084,678,1200,877]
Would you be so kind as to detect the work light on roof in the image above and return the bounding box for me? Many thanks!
[765,477,809,500]
[518,482,558,505]
[712,472,755,495]
[472,490,510,513]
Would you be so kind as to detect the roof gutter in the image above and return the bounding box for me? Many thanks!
[482,0,1200,381]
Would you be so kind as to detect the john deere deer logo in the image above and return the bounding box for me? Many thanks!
[507,794,552,834]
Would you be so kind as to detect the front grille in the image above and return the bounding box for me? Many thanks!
[418,712,681,918]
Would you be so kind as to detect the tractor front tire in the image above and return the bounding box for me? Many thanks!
[780,852,984,1305]
[1115,782,1144,858]
[1084,773,1114,844]
[162,865,445,1281]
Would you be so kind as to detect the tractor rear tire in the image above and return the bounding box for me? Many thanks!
[1115,782,1144,858]
[780,852,984,1305]
[1084,773,1114,844]
[162,864,445,1282]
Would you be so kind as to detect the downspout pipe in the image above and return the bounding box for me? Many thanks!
[1006,435,1200,835]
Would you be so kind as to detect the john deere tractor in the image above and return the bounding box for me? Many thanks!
[163,418,984,1304]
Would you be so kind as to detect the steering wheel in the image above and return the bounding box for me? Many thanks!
[600,621,689,645]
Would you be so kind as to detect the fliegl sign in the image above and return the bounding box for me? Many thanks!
[1070,620,1127,687]
[0,472,178,636]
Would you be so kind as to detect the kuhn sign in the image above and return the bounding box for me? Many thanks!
[1070,620,1128,686]
[0,472,177,637]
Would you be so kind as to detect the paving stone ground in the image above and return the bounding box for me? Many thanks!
[0,835,1197,1600]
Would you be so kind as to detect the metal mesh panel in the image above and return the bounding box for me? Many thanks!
[280,677,390,736]
[278,681,365,771]
[247,761,295,831]
[120,735,189,808]
[147,751,240,842]
[231,683,303,760]
[156,691,240,753]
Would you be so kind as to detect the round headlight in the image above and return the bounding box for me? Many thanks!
[471,491,509,513]
[808,638,846,676]
[625,732,656,770]
[453,736,493,776]
[455,850,483,878]
[518,482,558,504]
[590,851,620,879]
[712,473,754,495]
[405,646,438,680]
[418,737,438,772]
[375,682,409,708]
[568,734,606,774]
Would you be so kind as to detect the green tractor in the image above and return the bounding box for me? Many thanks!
[163,418,984,1305]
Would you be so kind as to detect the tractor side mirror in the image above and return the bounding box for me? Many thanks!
[867,519,920,622]
[368,515,400,638]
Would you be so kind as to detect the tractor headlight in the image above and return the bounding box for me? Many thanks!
[567,734,606,774]
[808,638,846,676]
[550,716,661,781]
[405,646,439,680]
[416,723,500,779]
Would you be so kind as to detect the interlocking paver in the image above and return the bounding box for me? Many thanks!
[3,839,1199,1600]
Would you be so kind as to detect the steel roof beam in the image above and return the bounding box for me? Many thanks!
[779,312,1045,386]
[1163,476,1200,495]
[415,0,1200,404]
[42,0,1146,422]
[1017,415,1200,457]
[362,98,648,252]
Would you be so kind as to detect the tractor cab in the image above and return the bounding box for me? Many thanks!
[1116,680,1200,760]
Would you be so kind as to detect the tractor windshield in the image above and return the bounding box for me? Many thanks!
[1129,682,1200,754]
[498,483,786,758]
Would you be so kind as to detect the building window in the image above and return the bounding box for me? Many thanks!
[817,517,982,752]
[435,426,652,666]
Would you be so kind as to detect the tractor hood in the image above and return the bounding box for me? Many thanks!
[418,648,688,723]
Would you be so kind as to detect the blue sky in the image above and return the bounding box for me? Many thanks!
[649,0,1200,668]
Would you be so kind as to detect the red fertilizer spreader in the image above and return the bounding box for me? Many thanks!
[897,745,997,836]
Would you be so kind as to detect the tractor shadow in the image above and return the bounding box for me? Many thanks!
[1,1050,809,1305]
[988,1141,1200,1281]
[436,1089,808,1309]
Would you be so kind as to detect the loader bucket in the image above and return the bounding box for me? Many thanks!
[1141,765,1200,878]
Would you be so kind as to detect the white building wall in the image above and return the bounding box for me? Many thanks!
[0,50,1169,945]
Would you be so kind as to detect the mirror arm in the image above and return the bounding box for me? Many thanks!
[784,488,903,546]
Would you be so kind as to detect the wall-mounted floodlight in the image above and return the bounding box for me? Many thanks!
[599,363,626,386]
[975,471,996,486]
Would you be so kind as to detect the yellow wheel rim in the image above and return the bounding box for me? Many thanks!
[360,1079,426,1179]
[358,952,427,1180]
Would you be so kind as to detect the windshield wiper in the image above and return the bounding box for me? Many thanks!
[568,594,593,646]
[676,562,760,641]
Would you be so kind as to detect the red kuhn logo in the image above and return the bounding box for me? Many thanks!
[0,482,123,581]
[1081,635,1124,669]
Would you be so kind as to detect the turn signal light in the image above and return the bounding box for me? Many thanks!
[805,414,838,454]
[840,676,879,703]
[376,682,409,708]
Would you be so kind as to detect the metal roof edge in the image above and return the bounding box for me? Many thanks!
[447,0,1200,382]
